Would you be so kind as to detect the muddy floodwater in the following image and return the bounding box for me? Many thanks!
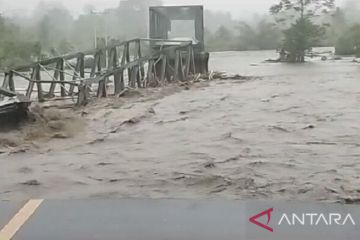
[1,49,360,203]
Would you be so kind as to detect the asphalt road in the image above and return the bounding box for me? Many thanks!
[0,200,359,240]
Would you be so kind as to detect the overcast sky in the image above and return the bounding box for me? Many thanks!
[0,0,348,18]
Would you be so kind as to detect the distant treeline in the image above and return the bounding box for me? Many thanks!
[1,0,360,69]
[205,1,360,55]
[0,0,161,69]
[205,15,281,51]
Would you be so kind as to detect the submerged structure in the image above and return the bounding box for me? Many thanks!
[149,5,209,73]
[0,87,30,124]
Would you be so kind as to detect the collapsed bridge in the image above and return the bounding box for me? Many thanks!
[0,5,209,118]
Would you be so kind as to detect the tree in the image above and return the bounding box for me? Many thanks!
[350,24,360,57]
[206,25,236,51]
[0,15,43,69]
[326,7,346,44]
[57,39,75,55]
[83,4,95,15]
[283,18,324,62]
[35,4,73,52]
[38,16,50,48]
[115,0,163,39]
[335,24,360,56]
[270,0,335,62]
[236,18,281,51]
[204,10,237,33]
[205,16,282,52]
[270,0,335,22]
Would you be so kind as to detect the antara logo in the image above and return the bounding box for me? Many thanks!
[249,208,356,233]
[249,208,274,232]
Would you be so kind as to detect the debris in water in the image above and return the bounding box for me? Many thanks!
[303,124,315,130]
[117,87,143,98]
[21,180,41,186]
[109,179,121,183]
[0,91,31,126]
[268,125,289,132]
[220,96,228,101]
[156,117,189,124]
[89,138,106,145]
[9,147,28,155]
[110,115,149,133]
[97,162,113,166]
[325,187,338,194]
[306,141,337,145]
[204,162,216,169]
[179,111,189,115]
[148,107,156,114]
[341,197,360,204]
[52,133,69,139]
[298,188,312,194]
[237,178,255,190]
[217,155,242,164]
[276,106,300,112]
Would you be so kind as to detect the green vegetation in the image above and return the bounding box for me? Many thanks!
[282,18,325,62]
[335,24,360,56]
[2,0,360,68]
[0,15,42,69]
[206,18,281,52]
[0,0,161,70]
[270,0,335,62]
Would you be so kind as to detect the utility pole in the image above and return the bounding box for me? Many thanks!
[91,11,98,49]
[94,23,98,49]
[91,9,110,68]
[104,19,109,69]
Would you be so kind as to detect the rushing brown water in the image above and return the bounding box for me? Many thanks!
[1,49,360,203]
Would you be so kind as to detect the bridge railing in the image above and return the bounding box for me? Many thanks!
[1,38,200,105]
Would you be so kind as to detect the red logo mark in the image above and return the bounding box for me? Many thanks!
[249,208,274,232]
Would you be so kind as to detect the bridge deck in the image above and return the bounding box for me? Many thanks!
[0,38,208,107]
